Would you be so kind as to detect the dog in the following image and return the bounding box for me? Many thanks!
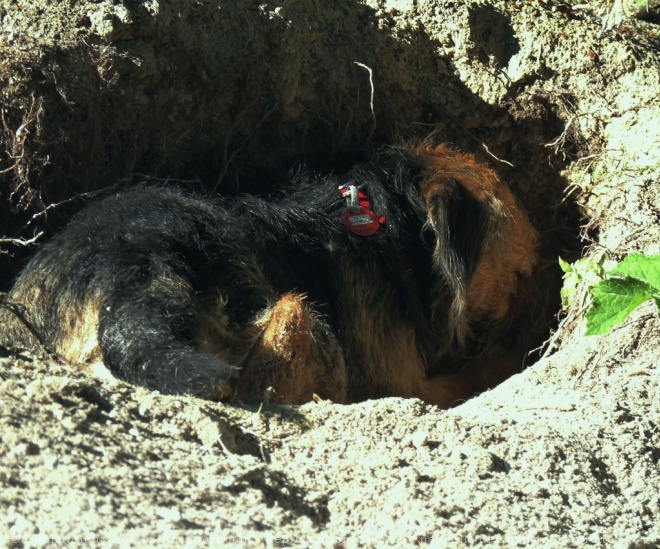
[0,143,538,408]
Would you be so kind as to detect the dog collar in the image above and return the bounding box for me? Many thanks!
[338,181,386,236]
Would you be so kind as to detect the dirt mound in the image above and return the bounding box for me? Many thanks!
[1,0,659,546]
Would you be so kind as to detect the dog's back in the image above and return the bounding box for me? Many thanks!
[1,144,538,407]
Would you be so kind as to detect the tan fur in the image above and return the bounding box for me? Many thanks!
[338,258,426,399]
[58,298,102,364]
[235,293,347,404]
[335,259,496,408]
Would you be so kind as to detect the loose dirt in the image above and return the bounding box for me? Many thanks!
[1,0,659,546]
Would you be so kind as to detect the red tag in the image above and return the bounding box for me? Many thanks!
[343,206,379,236]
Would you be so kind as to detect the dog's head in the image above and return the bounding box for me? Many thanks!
[406,144,538,346]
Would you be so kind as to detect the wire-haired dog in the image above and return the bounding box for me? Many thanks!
[0,144,538,408]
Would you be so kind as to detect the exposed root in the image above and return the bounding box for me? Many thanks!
[354,62,377,142]
[1,96,47,212]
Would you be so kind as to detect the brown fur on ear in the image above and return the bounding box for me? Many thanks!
[406,143,538,343]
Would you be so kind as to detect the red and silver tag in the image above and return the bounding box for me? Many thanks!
[338,181,385,237]
[343,206,379,236]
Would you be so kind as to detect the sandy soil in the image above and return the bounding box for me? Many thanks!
[1,0,659,547]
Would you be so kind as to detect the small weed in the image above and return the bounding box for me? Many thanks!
[586,253,660,335]
[559,252,617,309]
[561,253,660,335]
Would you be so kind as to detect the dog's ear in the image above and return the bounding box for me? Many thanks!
[407,144,538,345]
[424,175,494,301]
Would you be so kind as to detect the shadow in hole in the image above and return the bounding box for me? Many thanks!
[468,3,521,67]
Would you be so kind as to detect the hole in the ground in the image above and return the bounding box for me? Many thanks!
[188,115,584,404]
[0,0,592,407]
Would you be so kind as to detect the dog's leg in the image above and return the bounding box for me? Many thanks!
[98,283,238,400]
[237,293,347,404]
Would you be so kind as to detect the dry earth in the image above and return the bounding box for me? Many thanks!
[1,0,660,547]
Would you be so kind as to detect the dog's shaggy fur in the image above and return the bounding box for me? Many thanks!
[0,144,538,407]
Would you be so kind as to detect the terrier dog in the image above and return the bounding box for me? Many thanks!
[0,144,538,407]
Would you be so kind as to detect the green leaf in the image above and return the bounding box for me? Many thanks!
[560,272,580,308]
[585,277,656,336]
[612,253,660,291]
[559,254,615,310]
[558,256,573,273]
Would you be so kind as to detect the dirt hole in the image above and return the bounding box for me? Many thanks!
[1,0,650,398]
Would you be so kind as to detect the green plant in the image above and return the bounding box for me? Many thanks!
[561,253,660,336]
[559,253,617,309]
[585,253,660,335]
